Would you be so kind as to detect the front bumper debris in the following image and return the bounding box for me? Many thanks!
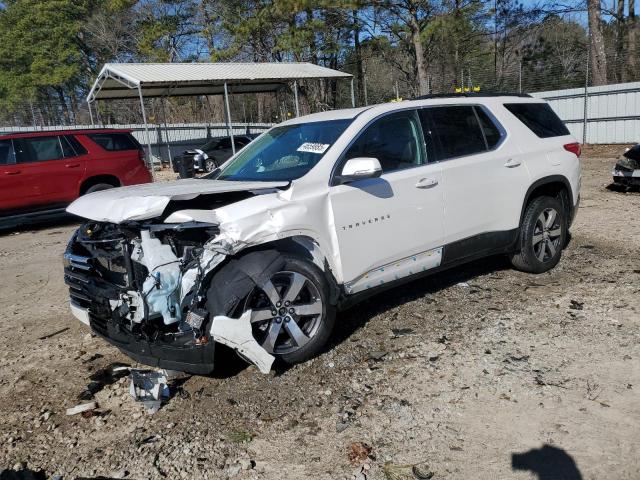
[612,167,640,187]
[64,223,278,375]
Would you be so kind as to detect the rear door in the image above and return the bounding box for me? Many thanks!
[13,135,87,206]
[420,105,530,251]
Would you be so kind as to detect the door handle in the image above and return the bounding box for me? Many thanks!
[415,177,438,188]
[65,163,81,168]
[504,158,522,168]
[5,170,21,175]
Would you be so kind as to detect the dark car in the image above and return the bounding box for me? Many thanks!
[612,143,640,188]
[0,129,151,226]
[174,135,258,173]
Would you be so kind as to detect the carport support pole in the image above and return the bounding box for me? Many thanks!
[293,80,300,117]
[224,82,236,155]
[88,102,95,126]
[350,78,355,107]
[161,97,174,170]
[137,85,156,181]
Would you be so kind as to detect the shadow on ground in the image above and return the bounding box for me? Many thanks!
[0,212,79,236]
[330,254,512,350]
[512,444,583,480]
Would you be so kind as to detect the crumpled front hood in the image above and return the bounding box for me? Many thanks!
[66,178,289,223]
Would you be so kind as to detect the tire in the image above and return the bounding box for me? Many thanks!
[241,254,336,365]
[84,183,116,195]
[510,195,567,273]
[204,158,217,172]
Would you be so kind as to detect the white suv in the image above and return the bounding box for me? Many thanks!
[64,95,581,374]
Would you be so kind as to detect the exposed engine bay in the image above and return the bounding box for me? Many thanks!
[64,219,278,374]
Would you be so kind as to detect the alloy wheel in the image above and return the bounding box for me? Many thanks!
[243,271,324,355]
[205,159,216,172]
[532,207,563,262]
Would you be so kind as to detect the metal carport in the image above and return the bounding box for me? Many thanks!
[86,62,354,174]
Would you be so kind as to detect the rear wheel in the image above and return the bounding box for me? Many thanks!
[204,158,217,172]
[241,256,335,365]
[510,196,566,273]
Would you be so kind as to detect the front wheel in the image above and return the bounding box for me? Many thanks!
[510,196,567,273]
[241,255,335,365]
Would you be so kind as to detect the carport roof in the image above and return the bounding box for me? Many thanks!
[87,62,353,102]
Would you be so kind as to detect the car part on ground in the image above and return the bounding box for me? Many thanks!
[129,369,170,413]
[612,143,640,188]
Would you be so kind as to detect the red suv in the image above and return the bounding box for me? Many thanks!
[0,129,151,224]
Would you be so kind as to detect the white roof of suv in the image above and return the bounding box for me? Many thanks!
[281,94,544,126]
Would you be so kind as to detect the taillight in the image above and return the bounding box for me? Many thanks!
[563,142,581,157]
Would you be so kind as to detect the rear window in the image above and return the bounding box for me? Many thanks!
[87,133,140,151]
[504,103,569,138]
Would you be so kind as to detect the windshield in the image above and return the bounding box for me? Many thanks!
[216,119,351,181]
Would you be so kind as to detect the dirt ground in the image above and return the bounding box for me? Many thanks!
[0,156,639,480]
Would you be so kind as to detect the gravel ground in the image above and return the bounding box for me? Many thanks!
[0,156,638,480]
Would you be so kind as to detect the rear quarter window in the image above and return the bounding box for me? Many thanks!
[504,103,569,138]
[87,133,140,151]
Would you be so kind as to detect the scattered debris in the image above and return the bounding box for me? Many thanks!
[368,351,388,362]
[391,327,414,338]
[347,442,372,465]
[226,430,253,443]
[66,401,97,416]
[569,300,584,310]
[37,327,69,341]
[383,462,433,480]
[456,282,470,288]
[129,370,169,413]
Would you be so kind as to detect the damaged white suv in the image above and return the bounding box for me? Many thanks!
[64,94,581,374]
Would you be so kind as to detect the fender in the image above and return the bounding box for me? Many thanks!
[519,175,574,227]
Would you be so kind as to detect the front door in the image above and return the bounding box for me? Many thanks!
[329,110,444,292]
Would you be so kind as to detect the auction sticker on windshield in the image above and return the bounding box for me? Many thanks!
[297,142,330,154]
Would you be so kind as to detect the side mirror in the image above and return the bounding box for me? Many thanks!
[337,157,382,184]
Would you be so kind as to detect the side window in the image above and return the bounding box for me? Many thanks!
[0,140,16,165]
[345,110,425,173]
[504,103,569,138]
[87,133,139,151]
[65,135,88,156]
[475,107,502,149]
[14,136,64,163]
[422,106,486,160]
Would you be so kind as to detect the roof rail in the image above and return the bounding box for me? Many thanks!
[412,92,532,100]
